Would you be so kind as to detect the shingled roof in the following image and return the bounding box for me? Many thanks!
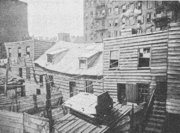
[35,41,103,76]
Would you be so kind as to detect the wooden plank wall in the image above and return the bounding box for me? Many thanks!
[34,66,104,101]
[103,31,168,100]
[0,110,49,133]
[0,110,23,133]
[166,23,180,114]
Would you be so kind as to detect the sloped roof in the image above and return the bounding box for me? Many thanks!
[35,41,103,76]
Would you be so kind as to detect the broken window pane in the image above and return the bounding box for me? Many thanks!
[138,47,151,68]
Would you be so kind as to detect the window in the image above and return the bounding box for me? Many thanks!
[69,81,76,97]
[147,13,152,23]
[108,19,112,27]
[147,1,152,9]
[107,31,111,38]
[114,6,119,14]
[8,48,11,57]
[49,75,54,87]
[19,68,23,78]
[102,9,106,16]
[47,54,53,63]
[114,30,118,37]
[110,50,118,68]
[26,46,30,57]
[122,17,126,25]
[138,47,151,68]
[79,59,86,69]
[18,47,21,57]
[137,84,149,103]
[108,8,111,15]
[39,75,43,83]
[122,5,127,13]
[85,81,93,93]
[137,15,144,24]
[90,12,93,18]
[137,1,142,9]
[129,16,135,25]
[114,18,119,27]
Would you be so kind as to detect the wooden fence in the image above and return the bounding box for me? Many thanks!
[0,110,49,133]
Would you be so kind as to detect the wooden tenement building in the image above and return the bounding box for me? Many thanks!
[103,22,180,133]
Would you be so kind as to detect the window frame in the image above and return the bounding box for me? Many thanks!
[79,59,87,69]
[146,13,152,23]
[18,47,21,57]
[138,47,151,69]
[85,80,93,93]
[26,46,30,57]
[137,83,149,104]
[109,49,119,69]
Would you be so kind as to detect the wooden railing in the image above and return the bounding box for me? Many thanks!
[139,88,157,133]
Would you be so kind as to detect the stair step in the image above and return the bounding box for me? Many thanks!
[144,127,162,133]
[153,109,165,114]
[153,105,166,109]
[151,114,166,119]
[154,101,166,105]
[149,118,165,123]
[147,122,163,128]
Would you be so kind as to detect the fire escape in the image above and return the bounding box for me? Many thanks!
[153,1,180,30]
[92,1,108,42]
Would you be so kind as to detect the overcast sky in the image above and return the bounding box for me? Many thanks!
[21,0,84,38]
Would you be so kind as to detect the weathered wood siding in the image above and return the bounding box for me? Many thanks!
[0,110,49,133]
[167,23,180,114]
[103,31,168,100]
[35,66,104,100]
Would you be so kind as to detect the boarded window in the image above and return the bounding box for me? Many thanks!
[110,50,118,68]
[85,81,93,93]
[79,59,86,69]
[47,54,53,63]
[137,83,149,103]
[8,48,11,57]
[26,67,31,80]
[26,46,30,57]
[18,47,21,57]
[138,47,151,68]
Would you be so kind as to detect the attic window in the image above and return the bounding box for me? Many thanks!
[110,50,119,69]
[79,59,86,69]
[138,47,151,68]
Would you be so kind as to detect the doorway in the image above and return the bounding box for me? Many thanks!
[69,81,76,97]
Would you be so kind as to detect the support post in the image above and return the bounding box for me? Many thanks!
[130,104,134,133]
[4,57,10,95]
[45,75,53,133]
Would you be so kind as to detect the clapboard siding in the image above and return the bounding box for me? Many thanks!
[167,23,180,114]
[103,28,168,102]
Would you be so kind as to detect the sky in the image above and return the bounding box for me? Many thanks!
[21,0,84,38]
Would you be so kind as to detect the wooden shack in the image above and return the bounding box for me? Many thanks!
[35,41,104,100]
[103,22,180,132]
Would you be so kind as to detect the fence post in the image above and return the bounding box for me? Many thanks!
[45,75,53,133]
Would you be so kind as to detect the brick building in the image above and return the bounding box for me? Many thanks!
[84,0,180,43]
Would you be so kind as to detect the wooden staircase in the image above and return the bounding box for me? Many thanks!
[139,82,167,133]
[144,97,166,133]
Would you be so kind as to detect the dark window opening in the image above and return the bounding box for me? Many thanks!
[26,46,30,57]
[47,54,53,63]
[8,48,11,57]
[19,68,23,78]
[36,89,41,95]
[69,81,76,97]
[39,75,43,83]
[18,47,21,57]
[85,81,93,93]
[147,13,152,23]
[110,50,118,68]
[138,47,151,68]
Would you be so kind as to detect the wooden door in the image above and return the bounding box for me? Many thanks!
[69,82,76,97]
[126,84,138,103]
[117,84,126,104]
